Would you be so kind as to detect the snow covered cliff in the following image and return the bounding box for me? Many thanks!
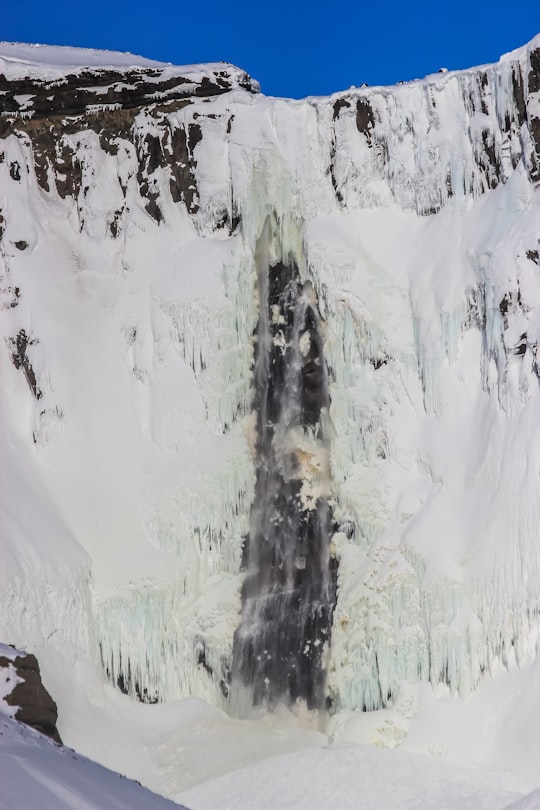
[1,36,540,753]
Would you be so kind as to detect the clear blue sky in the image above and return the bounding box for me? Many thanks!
[3,0,540,98]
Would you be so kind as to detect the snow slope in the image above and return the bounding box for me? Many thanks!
[0,643,23,717]
[0,41,168,76]
[1,35,540,805]
[0,716,187,810]
[2,704,539,810]
[177,743,539,810]
[2,644,538,810]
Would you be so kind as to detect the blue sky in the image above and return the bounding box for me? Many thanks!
[3,0,540,98]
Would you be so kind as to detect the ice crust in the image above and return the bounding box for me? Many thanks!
[1,35,540,726]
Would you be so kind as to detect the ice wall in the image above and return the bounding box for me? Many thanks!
[1,36,540,717]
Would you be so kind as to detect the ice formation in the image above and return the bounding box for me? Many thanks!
[1,35,540,728]
[230,214,337,710]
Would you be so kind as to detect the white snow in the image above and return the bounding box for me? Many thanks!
[1,33,540,810]
[177,742,538,810]
[0,643,25,661]
[0,42,167,77]
[0,644,25,718]
[0,716,186,810]
[0,41,254,91]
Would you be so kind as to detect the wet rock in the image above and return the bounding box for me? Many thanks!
[231,241,337,711]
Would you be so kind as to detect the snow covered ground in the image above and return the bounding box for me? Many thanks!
[2,663,540,810]
[2,34,540,810]
[0,715,186,810]
[2,705,540,810]
[178,743,540,810]
[11,639,540,807]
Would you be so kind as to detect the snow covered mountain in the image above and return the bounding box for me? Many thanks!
[1,36,540,799]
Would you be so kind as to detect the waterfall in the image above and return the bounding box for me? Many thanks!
[230,218,338,711]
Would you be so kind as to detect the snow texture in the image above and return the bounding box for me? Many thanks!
[0,715,187,810]
[0,644,25,718]
[1,33,540,801]
[177,742,538,810]
[0,40,255,90]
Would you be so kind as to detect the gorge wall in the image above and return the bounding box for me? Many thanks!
[1,39,540,721]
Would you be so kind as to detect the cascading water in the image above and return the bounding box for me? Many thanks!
[230,218,338,711]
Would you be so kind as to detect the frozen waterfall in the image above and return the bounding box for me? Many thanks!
[1,37,540,752]
[230,217,338,710]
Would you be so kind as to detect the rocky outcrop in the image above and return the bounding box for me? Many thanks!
[0,646,62,743]
[0,60,256,227]
[325,46,540,214]
[0,63,258,119]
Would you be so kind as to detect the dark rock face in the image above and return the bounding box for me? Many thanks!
[7,329,42,399]
[355,98,375,143]
[0,65,258,119]
[332,98,351,119]
[0,648,62,743]
[528,48,540,94]
[1,102,204,225]
[231,225,338,711]
[326,48,540,213]
[0,63,254,229]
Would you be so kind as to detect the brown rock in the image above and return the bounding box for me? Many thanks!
[0,649,62,744]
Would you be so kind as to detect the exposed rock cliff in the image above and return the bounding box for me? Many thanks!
[0,643,61,743]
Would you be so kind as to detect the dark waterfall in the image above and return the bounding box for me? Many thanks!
[230,221,338,711]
